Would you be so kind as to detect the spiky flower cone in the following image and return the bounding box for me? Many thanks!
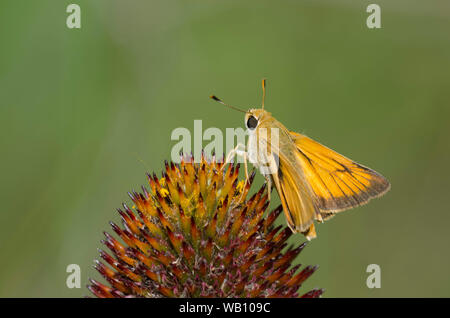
[89,154,323,298]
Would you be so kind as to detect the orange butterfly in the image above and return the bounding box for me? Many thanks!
[211,79,390,240]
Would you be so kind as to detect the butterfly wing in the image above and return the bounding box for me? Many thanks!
[253,119,319,239]
[289,131,390,219]
[270,152,318,239]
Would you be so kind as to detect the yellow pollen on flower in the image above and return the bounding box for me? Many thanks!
[159,188,169,197]
[159,177,166,186]
[235,180,245,194]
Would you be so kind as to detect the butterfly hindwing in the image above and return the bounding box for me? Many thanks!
[258,129,319,239]
[271,154,318,237]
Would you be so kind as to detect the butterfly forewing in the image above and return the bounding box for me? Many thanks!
[289,132,391,215]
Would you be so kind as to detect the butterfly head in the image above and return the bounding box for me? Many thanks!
[245,109,270,131]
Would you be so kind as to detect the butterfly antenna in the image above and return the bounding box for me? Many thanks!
[261,78,267,110]
[210,95,247,113]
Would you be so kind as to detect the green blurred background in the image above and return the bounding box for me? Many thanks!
[1,0,449,297]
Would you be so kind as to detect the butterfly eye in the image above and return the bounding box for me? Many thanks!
[246,116,258,130]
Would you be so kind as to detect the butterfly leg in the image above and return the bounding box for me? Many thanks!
[224,144,252,204]
[242,151,249,183]
[225,143,249,181]
[236,151,251,203]
[264,175,272,201]
[225,143,246,162]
